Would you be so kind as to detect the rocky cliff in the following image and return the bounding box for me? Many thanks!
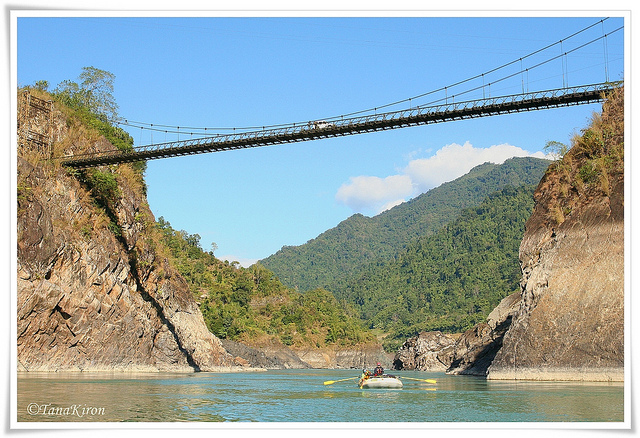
[17,91,237,372]
[393,87,624,381]
[393,331,456,371]
[487,88,624,381]
[393,294,521,374]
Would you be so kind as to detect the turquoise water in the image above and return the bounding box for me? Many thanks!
[17,369,624,423]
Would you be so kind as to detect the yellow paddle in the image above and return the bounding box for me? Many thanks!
[323,376,359,385]
[399,376,437,384]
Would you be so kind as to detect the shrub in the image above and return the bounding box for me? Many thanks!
[578,161,599,184]
[84,168,120,209]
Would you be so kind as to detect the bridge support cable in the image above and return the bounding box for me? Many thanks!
[60,83,620,169]
[602,21,610,83]
[108,19,620,141]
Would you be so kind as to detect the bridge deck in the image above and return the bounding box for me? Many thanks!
[61,83,618,168]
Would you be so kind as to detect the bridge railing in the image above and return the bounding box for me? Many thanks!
[60,82,620,167]
[132,82,617,151]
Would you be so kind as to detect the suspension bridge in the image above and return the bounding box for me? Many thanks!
[59,19,623,169]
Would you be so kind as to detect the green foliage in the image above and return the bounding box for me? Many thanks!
[33,80,49,91]
[54,66,119,122]
[73,106,135,153]
[82,168,120,210]
[50,67,146,175]
[75,167,124,240]
[108,221,123,238]
[545,86,624,222]
[544,140,569,159]
[577,161,599,184]
[52,67,134,153]
[262,157,550,294]
[335,185,537,351]
[155,217,374,348]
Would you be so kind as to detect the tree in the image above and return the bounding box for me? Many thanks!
[53,79,82,107]
[53,66,119,122]
[33,80,49,91]
[544,140,569,160]
[79,66,119,122]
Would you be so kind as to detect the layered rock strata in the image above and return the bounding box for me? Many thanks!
[17,99,236,371]
[487,172,624,381]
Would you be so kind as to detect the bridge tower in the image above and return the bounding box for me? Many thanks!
[18,90,54,157]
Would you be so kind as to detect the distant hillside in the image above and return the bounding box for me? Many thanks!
[261,157,550,293]
[155,217,375,350]
[338,184,538,351]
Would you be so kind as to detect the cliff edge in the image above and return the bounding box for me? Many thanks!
[17,90,236,372]
[487,87,624,381]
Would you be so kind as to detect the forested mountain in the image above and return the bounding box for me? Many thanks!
[155,217,374,348]
[338,185,538,351]
[261,157,550,293]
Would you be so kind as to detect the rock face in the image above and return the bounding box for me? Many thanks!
[487,90,624,381]
[487,174,624,381]
[221,339,311,369]
[393,331,456,371]
[446,292,521,376]
[392,294,521,375]
[296,345,391,369]
[17,95,236,372]
[222,339,391,370]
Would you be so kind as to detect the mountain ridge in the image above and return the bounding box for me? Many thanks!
[261,156,551,293]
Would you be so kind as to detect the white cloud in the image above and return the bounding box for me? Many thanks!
[378,198,406,214]
[336,141,552,215]
[404,141,545,192]
[335,174,413,215]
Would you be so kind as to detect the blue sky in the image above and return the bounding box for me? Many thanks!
[15,11,625,266]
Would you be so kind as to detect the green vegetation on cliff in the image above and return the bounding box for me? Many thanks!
[542,86,624,227]
[20,70,146,245]
[155,217,374,348]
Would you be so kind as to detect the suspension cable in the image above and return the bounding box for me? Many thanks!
[118,19,619,136]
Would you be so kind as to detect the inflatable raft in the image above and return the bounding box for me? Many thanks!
[358,375,403,389]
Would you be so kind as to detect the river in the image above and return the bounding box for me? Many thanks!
[16,369,625,425]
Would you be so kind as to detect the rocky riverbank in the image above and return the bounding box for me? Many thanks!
[221,339,392,369]
[393,291,521,375]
